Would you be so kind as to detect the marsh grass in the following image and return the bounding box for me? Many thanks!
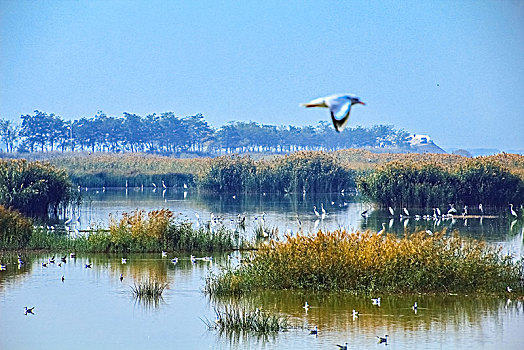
[18,209,240,253]
[205,229,523,295]
[131,279,168,307]
[131,279,168,298]
[0,206,33,249]
[202,305,288,333]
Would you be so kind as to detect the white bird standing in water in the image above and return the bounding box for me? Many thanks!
[301,93,365,132]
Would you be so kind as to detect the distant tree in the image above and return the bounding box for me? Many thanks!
[20,110,57,152]
[0,119,20,152]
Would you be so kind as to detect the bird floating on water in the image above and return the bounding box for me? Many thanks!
[120,273,124,282]
[0,264,6,270]
[24,307,35,315]
[161,251,168,258]
[301,93,365,132]
[121,258,127,264]
[336,342,348,350]
[412,301,418,312]
[85,263,92,269]
[377,334,389,344]
[303,301,310,311]
[372,297,381,306]
[309,326,318,335]
[352,309,359,319]
[507,286,512,293]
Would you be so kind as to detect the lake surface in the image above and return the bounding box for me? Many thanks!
[1,188,523,349]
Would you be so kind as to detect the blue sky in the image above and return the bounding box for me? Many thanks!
[1,0,523,151]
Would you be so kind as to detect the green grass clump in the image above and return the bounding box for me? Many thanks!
[205,230,523,295]
[131,279,168,299]
[203,305,288,333]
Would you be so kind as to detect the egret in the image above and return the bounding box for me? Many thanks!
[510,204,518,218]
[478,203,484,215]
[303,301,310,311]
[301,93,365,132]
[313,206,320,218]
[352,309,359,319]
[377,222,386,235]
[447,204,457,215]
[402,207,410,216]
[388,206,394,216]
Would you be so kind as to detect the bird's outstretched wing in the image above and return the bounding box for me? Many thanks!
[330,99,352,132]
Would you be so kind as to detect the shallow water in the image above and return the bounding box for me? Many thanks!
[1,253,523,350]
[2,189,523,349]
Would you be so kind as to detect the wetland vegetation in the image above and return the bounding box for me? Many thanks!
[205,229,523,295]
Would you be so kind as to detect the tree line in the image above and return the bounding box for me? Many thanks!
[0,110,411,155]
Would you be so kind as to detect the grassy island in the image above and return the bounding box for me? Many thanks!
[205,229,523,295]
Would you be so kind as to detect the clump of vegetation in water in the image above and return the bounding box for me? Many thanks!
[101,209,239,253]
[205,230,523,295]
[356,155,524,207]
[131,279,168,299]
[0,205,33,249]
[198,151,356,193]
[202,305,288,333]
[0,159,73,215]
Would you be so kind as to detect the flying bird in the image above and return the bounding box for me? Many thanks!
[301,93,365,132]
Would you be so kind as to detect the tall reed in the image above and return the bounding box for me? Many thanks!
[0,205,33,249]
[0,159,72,215]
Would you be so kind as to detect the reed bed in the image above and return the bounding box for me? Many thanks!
[3,209,240,252]
[203,305,289,333]
[205,230,523,295]
[0,206,33,249]
[103,209,239,253]
[357,156,524,207]
[0,159,73,215]
[49,152,207,187]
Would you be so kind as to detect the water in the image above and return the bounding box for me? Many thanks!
[1,189,523,349]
